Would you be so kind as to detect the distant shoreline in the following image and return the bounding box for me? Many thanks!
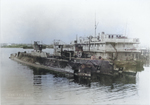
[1,46,53,48]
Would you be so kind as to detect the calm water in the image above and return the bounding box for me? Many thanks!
[1,48,150,105]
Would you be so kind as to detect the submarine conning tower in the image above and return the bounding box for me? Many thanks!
[33,41,43,52]
[30,41,48,58]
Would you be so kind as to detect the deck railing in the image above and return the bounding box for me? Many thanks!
[83,47,140,52]
[104,38,139,43]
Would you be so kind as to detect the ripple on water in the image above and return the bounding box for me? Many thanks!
[1,48,150,104]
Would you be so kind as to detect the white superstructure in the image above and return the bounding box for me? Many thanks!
[70,32,141,61]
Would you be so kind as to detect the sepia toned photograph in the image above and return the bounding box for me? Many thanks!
[1,0,150,104]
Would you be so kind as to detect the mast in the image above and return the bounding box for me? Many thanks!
[95,13,96,37]
[95,13,99,37]
[125,22,127,37]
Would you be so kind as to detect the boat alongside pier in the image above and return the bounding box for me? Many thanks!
[9,39,140,77]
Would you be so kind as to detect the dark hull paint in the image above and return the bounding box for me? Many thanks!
[9,52,137,77]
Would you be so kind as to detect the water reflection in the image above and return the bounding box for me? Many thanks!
[27,57,149,104]
[31,66,136,87]
[28,67,139,104]
[1,48,149,104]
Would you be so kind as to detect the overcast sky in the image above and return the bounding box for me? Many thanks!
[1,0,150,46]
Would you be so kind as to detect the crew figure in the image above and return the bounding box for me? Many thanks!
[99,56,101,59]
[91,55,96,60]
[91,56,94,60]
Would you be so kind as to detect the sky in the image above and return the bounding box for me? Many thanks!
[1,0,150,46]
